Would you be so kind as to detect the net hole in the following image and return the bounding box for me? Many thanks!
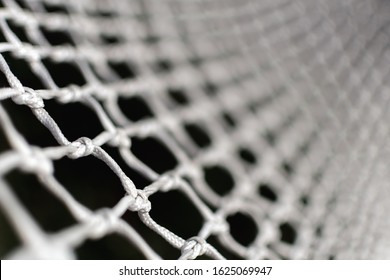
[12,0,29,9]
[184,122,212,149]
[54,156,125,210]
[227,212,258,247]
[315,225,323,237]
[0,209,21,258]
[5,19,30,43]
[203,165,235,196]
[4,171,77,232]
[96,10,116,18]
[0,116,12,153]
[100,34,120,44]
[149,190,203,239]
[300,195,309,206]
[263,130,277,146]
[144,34,160,45]
[248,102,258,113]
[76,233,145,259]
[108,61,137,79]
[117,96,154,122]
[167,88,189,106]
[257,94,275,109]
[40,27,75,46]
[238,147,257,165]
[44,100,104,141]
[299,141,311,156]
[43,3,69,14]
[279,222,297,245]
[154,59,173,72]
[130,137,178,174]
[203,81,218,96]
[102,145,152,188]
[0,27,6,43]
[312,169,324,183]
[2,99,58,147]
[86,61,111,83]
[2,52,45,89]
[189,56,203,67]
[0,61,6,86]
[41,59,86,87]
[221,111,237,128]
[258,182,278,202]
[281,161,294,177]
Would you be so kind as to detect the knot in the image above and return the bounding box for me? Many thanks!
[158,174,180,192]
[68,137,95,159]
[128,190,151,213]
[51,46,74,62]
[12,88,44,109]
[207,214,229,234]
[181,237,207,259]
[109,129,131,148]
[88,209,117,239]
[14,44,41,62]
[19,147,54,175]
[58,85,83,103]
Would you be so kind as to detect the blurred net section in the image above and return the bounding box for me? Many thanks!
[1,0,390,259]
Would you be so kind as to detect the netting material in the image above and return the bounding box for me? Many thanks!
[1,0,390,259]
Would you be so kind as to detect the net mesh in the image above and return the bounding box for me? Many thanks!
[1,0,390,260]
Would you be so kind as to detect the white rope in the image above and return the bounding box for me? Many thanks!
[0,0,390,260]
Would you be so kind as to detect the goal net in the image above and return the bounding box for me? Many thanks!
[1,0,390,260]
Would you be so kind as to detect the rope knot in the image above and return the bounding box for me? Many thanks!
[109,129,131,148]
[159,174,180,192]
[68,137,94,159]
[19,147,53,175]
[12,88,44,109]
[181,237,207,259]
[208,214,229,234]
[128,190,151,213]
[58,85,83,103]
[88,209,117,239]
[15,44,41,62]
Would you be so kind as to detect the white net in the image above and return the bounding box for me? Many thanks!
[1,0,390,260]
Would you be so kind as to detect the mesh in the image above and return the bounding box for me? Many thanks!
[1,0,390,260]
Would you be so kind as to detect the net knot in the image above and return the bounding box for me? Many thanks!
[12,88,44,109]
[181,237,207,259]
[58,85,83,103]
[208,214,229,234]
[88,209,118,239]
[159,174,180,192]
[128,190,151,213]
[20,147,54,175]
[109,129,131,148]
[15,44,41,62]
[68,137,95,159]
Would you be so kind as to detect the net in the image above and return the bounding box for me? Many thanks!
[1,0,390,260]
